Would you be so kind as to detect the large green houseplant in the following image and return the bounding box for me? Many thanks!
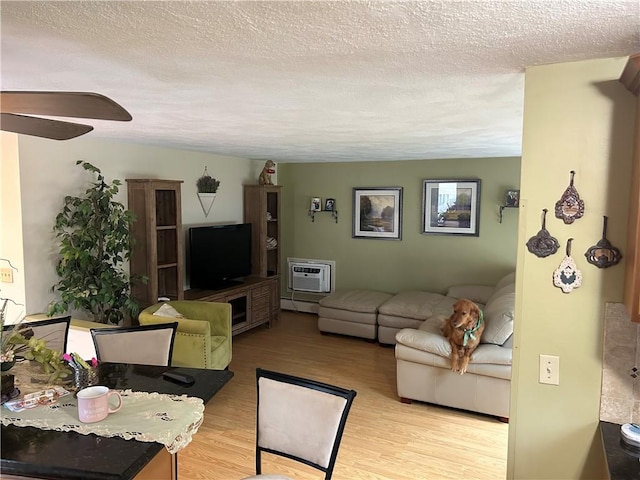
[47,161,143,325]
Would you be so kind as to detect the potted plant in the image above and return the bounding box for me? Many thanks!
[196,167,220,217]
[1,315,71,382]
[47,161,144,325]
[196,173,220,194]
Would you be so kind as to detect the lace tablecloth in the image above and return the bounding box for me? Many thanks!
[1,389,204,454]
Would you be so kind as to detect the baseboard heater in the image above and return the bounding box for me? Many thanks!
[280,298,319,314]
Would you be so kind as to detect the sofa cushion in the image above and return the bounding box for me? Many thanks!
[395,320,512,366]
[481,292,515,345]
[445,284,495,304]
[495,272,516,291]
[318,306,378,325]
[485,282,515,306]
[378,291,449,321]
[318,290,392,313]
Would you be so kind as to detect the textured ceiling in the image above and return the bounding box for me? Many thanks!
[1,1,638,163]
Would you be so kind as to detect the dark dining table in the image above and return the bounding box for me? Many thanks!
[1,363,234,480]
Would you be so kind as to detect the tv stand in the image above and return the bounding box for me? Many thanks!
[185,275,280,336]
[202,279,244,291]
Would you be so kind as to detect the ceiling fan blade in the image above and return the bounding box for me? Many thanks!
[0,91,132,121]
[1,113,94,140]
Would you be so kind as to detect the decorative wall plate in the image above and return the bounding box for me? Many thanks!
[555,171,585,224]
[553,238,583,293]
[526,208,560,258]
[584,216,622,268]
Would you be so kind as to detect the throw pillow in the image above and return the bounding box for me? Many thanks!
[485,282,516,306]
[153,303,184,318]
[481,293,515,345]
[494,272,516,291]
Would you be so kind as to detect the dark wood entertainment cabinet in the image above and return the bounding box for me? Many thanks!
[185,275,280,335]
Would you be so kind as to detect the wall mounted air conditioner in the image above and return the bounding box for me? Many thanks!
[289,262,331,293]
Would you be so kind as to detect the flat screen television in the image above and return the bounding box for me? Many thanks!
[188,223,252,289]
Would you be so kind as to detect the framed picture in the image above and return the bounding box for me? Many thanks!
[422,179,481,236]
[324,198,336,211]
[310,197,321,212]
[505,189,520,207]
[352,187,403,240]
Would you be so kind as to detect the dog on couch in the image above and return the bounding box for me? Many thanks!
[441,299,484,374]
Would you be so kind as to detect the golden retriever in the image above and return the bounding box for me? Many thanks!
[441,299,484,374]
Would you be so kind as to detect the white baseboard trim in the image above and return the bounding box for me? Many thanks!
[280,298,319,314]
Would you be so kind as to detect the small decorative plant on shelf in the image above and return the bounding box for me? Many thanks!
[196,167,220,217]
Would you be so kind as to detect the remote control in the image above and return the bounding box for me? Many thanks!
[162,371,195,386]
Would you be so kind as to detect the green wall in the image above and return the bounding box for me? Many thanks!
[279,157,521,295]
[509,57,634,479]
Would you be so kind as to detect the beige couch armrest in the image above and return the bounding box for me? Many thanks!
[396,326,512,366]
[395,327,451,358]
[445,285,495,304]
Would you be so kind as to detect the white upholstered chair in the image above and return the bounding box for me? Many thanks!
[90,322,178,366]
[242,368,357,480]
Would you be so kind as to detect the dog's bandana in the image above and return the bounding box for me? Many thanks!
[462,310,484,347]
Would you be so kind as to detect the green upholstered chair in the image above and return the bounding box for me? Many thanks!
[138,301,232,370]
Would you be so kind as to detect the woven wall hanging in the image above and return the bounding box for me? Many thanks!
[555,171,585,224]
[526,208,560,258]
[553,238,583,293]
[584,216,622,268]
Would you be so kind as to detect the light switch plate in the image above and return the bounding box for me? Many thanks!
[539,354,560,385]
[0,268,13,283]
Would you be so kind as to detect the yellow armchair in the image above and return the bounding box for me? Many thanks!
[138,301,232,370]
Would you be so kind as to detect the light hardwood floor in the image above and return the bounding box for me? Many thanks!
[179,310,508,479]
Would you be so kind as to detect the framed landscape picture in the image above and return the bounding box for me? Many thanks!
[422,179,481,236]
[352,187,403,240]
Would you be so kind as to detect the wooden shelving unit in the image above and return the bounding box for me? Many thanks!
[243,185,281,277]
[126,179,184,308]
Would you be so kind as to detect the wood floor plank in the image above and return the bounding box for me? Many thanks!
[178,311,508,479]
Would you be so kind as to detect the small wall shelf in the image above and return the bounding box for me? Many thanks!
[308,210,338,223]
[499,205,518,223]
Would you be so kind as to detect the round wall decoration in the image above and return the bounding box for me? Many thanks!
[553,238,583,293]
[526,208,560,258]
[584,216,622,268]
[555,171,585,224]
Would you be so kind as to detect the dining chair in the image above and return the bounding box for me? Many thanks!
[242,368,357,480]
[90,322,178,366]
[2,316,71,354]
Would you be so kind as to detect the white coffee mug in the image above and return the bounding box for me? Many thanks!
[77,385,122,423]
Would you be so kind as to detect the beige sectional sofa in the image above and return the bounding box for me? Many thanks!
[394,272,515,419]
[317,272,515,419]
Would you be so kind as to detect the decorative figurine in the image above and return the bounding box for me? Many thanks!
[584,216,622,268]
[526,209,560,258]
[259,160,276,185]
[555,170,585,224]
[553,238,583,293]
